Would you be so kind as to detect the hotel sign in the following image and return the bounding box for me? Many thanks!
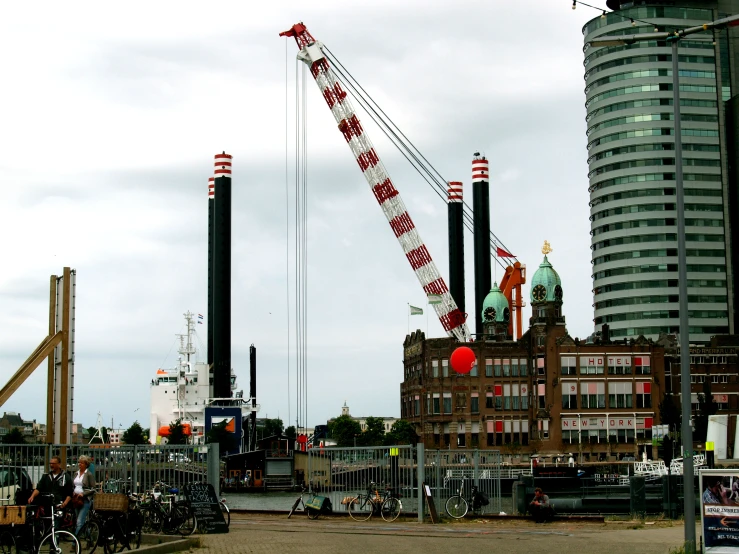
[561,418,646,430]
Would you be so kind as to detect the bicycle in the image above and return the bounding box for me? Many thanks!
[287,486,331,520]
[445,476,489,519]
[138,483,195,537]
[16,493,81,554]
[347,482,402,523]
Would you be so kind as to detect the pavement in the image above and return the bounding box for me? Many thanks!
[194,513,697,554]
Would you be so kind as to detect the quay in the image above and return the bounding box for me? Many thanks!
[189,513,693,554]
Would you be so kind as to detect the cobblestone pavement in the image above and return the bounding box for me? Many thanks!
[196,514,695,554]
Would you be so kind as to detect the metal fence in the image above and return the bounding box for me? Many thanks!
[0,443,219,505]
[306,445,502,519]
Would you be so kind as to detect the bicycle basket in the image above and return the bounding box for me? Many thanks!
[0,506,25,525]
[94,493,129,512]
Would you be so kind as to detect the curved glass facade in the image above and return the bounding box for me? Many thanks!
[583,4,732,343]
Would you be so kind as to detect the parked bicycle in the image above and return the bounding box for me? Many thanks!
[13,493,81,554]
[347,482,402,522]
[445,476,489,519]
[287,486,332,520]
[137,483,195,536]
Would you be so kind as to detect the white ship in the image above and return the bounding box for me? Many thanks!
[148,311,245,445]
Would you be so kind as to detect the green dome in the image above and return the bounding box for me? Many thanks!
[530,255,563,303]
[482,282,510,324]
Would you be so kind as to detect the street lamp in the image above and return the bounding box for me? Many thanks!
[588,14,739,552]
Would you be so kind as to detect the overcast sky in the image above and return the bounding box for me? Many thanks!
[0,1,608,434]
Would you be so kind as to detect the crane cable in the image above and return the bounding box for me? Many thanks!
[324,47,515,271]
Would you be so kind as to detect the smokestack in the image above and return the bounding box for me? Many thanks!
[447,181,465,319]
[207,177,215,366]
[249,344,257,451]
[472,154,491,337]
[212,152,233,400]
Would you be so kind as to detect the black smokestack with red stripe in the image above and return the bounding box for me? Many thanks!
[212,152,233,400]
[472,154,491,337]
[207,177,215,366]
[447,181,465,319]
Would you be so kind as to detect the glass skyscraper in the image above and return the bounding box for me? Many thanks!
[584,0,739,343]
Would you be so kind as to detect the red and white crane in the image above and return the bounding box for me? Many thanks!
[281,23,470,343]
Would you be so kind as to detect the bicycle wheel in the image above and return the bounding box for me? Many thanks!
[380,498,401,522]
[175,505,196,537]
[347,495,373,522]
[38,530,80,554]
[220,503,230,528]
[77,521,100,554]
[0,530,15,554]
[287,497,301,519]
[139,507,161,534]
[445,495,468,519]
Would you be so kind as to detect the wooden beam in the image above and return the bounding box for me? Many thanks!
[59,267,70,446]
[46,274,56,444]
[0,331,62,408]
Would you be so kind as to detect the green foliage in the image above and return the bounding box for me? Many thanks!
[87,426,109,444]
[285,426,296,441]
[121,421,147,445]
[328,415,362,447]
[362,416,386,446]
[168,418,188,445]
[659,393,682,431]
[385,420,418,445]
[262,418,284,438]
[206,420,237,455]
[2,428,25,444]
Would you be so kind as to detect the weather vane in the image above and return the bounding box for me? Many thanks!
[542,240,552,255]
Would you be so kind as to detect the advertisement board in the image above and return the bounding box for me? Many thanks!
[700,469,739,552]
[204,407,243,456]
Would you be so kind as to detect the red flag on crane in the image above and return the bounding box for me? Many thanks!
[496,247,515,258]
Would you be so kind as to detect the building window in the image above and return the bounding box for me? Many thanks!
[433,394,440,414]
[443,394,452,414]
[442,359,449,378]
[561,356,576,375]
[456,393,467,410]
[414,397,420,416]
[426,394,431,415]
[580,381,606,408]
[503,360,510,377]
[537,334,545,346]
[562,382,578,409]
[608,381,633,408]
[471,395,479,413]
[470,362,478,377]
[562,429,578,444]
[635,356,651,375]
[485,393,493,409]
[636,382,652,408]
[520,358,528,377]
[537,356,545,376]
[485,359,493,377]
[443,423,450,446]
[432,360,439,378]
[511,359,519,376]
[494,359,502,377]
[608,356,632,375]
[538,308,546,318]
[580,356,605,375]
[471,433,479,447]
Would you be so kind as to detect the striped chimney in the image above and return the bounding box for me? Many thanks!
[472,153,491,337]
[447,181,465,317]
[447,181,463,203]
[214,152,233,177]
[208,177,215,199]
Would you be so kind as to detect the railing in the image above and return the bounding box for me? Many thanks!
[0,443,219,505]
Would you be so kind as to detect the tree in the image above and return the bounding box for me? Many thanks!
[262,418,284,438]
[206,420,238,455]
[121,421,147,445]
[87,426,109,444]
[659,393,682,435]
[285,426,296,442]
[528,436,543,455]
[168,419,188,445]
[328,415,362,447]
[503,441,522,460]
[362,417,386,446]
[385,420,418,445]
[2,428,25,444]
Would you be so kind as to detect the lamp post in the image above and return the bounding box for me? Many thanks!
[589,14,739,552]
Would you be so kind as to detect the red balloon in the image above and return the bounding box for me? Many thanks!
[450,346,476,374]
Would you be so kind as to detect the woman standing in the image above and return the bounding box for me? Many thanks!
[73,455,96,535]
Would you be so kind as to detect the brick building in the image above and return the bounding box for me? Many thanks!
[401,251,666,461]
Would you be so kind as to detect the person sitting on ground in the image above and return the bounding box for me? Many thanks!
[28,455,73,510]
[529,487,554,523]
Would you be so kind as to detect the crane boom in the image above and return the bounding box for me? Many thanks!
[281,23,470,343]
